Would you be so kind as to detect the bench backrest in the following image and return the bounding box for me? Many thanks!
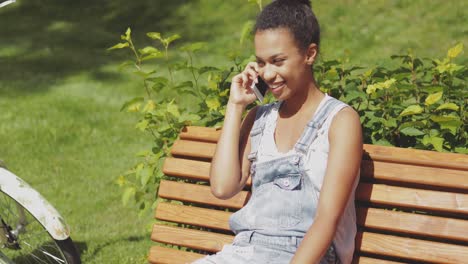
[148,126,468,264]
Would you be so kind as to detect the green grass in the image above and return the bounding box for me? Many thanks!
[0,0,466,263]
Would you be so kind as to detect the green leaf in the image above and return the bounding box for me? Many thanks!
[124,28,131,41]
[135,150,150,157]
[139,46,160,55]
[165,34,181,45]
[179,113,201,124]
[454,147,468,154]
[424,86,444,93]
[118,60,134,70]
[447,43,463,59]
[107,42,129,51]
[175,81,194,90]
[383,118,398,128]
[399,105,423,117]
[206,96,221,111]
[430,115,459,122]
[133,70,156,79]
[439,120,462,135]
[180,42,206,52]
[140,166,153,186]
[157,123,171,133]
[399,121,426,130]
[436,103,459,111]
[373,139,394,146]
[122,187,136,206]
[135,119,149,131]
[134,163,144,178]
[147,32,162,41]
[345,90,366,102]
[240,20,254,45]
[148,77,168,90]
[400,127,425,136]
[425,92,443,106]
[166,101,180,118]
[115,175,127,187]
[142,100,156,113]
[422,135,444,152]
[120,97,144,112]
[198,66,220,75]
[430,115,462,134]
[141,53,163,61]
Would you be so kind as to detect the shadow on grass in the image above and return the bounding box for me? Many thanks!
[0,0,191,96]
[76,235,146,261]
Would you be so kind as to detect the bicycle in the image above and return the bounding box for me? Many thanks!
[0,161,81,264]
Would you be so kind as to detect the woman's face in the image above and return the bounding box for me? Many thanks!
[254,28,312,101]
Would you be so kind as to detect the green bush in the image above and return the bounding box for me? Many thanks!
[109,27,466,215]
[315,43,466,153]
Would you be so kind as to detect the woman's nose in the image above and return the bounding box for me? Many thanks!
[262,65,276,83]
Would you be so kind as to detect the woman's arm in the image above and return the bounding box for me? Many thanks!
[210,104,257,199]
[210,62,259,199]
[290,107,363,264]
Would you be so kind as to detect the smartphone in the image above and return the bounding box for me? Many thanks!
[251,77,268,103]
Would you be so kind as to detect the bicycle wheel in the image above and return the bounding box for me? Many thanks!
[0,191,81,264]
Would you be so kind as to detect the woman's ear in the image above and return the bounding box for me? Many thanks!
[305,43,318,65]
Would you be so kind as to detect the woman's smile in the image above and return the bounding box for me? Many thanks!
[269,82,286,95]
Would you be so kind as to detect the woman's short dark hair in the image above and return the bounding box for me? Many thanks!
[254,0,320,51]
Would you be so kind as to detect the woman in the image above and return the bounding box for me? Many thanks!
[195,0,362,263]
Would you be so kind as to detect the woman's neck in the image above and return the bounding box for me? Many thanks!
[280,79,325,118]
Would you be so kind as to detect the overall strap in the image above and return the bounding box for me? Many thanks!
[295,97,345,154]
[247,102,279,162]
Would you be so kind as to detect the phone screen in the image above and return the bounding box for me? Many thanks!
[252,77,268,102]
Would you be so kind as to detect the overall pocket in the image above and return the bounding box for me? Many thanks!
[251,173,304,229]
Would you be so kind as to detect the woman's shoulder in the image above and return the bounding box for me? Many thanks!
[328,104,362,142]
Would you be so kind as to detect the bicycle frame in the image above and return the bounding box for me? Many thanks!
[0,168,70,241]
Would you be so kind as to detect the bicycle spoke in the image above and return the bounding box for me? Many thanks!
[0,192,68,264]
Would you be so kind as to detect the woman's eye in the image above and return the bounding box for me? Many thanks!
[273,59,285,64]
[257,61,265,67]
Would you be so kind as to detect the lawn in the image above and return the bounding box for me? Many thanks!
[0,0,466,263]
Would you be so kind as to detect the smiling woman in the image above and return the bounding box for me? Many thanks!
[201,0,362,263]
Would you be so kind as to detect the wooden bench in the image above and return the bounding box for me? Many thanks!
[148,126,468,264]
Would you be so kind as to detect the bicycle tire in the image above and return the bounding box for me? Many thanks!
[0,191,81,264]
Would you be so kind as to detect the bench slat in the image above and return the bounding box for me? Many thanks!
[171,140,215,159]
[180,126,468,170]
[148,244,410,264]
[155,202,231,231]
[163,157,252,186]
[356,231,468,263]
[353,256,404,264]
[163,156,467,191]
[154,203,468,244]
[149,224,468,263]
[356,183,468,215]
[363,144,468,171]
[151,224,233,252]
[158,180,249,209]
[180,126,220,143]
[163,158,211,181]
[148,246,203,264]
[357,207,468,242]
[170,140,468,190]
[361,160,468,190]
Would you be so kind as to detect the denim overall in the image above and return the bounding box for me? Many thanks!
[193,98,343,264]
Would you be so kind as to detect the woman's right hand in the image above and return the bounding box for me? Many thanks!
[228,62,260,107]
